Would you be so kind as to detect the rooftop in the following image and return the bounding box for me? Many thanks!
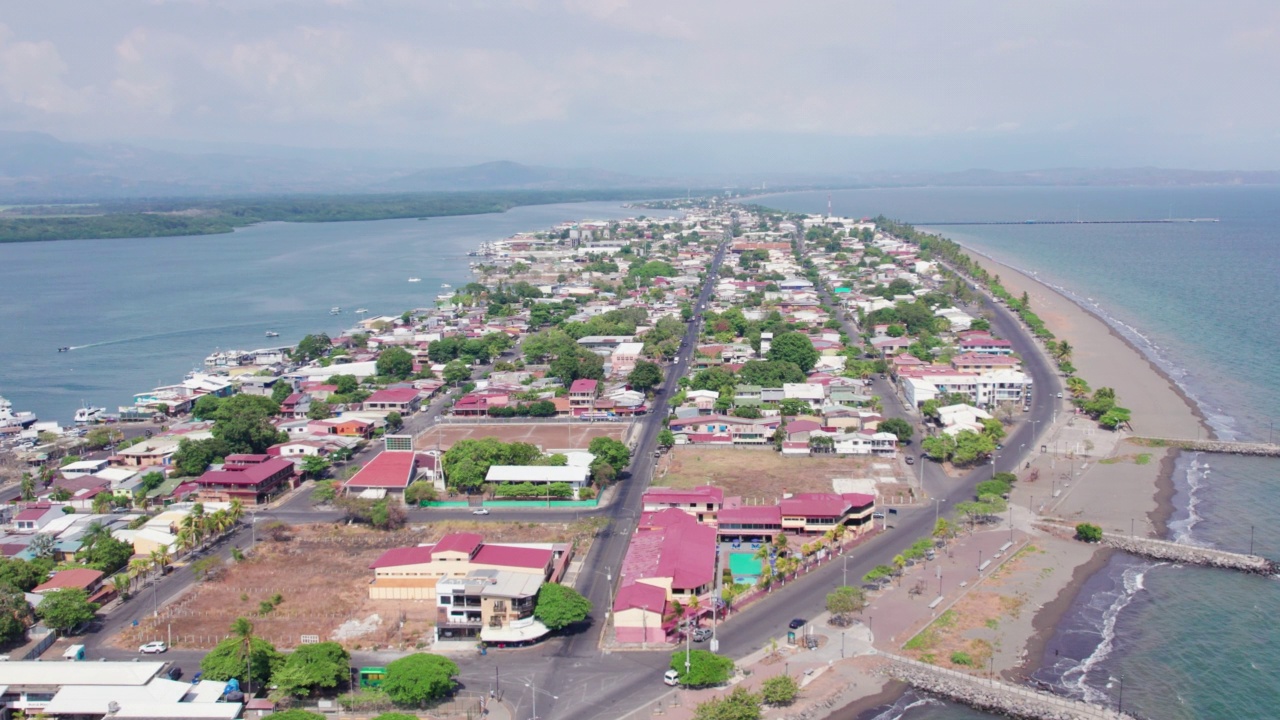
[344,451,418,489]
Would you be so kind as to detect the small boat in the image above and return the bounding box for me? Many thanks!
[57,346,70,353]
[408,277,422,283]
[355,308,368,314]
[74,404,105,424]
[330,307,341,315]
[440,283,452,288]
[265,331,279,338]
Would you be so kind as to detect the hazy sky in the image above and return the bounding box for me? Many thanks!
[3,1,1279,173]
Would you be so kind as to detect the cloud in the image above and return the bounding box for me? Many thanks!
[0,24,91,114]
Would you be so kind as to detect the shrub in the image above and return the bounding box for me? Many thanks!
[1075,523,1103,543]
[950,651,974,666]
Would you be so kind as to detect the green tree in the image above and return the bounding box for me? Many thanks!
[627,360,664,393]
[382,653,459,706]
[385,411,403,430]
[588,437,631,473]
[78,536,134,574]
[1075,523,1103,543]
[0,558,46,592]
[534,583,593,630]
[272,642,350,697]
[306,400,333,421]
[878,417,914,443]
[193,395,223,420]
[693,687,762,720]
[778,398,809,417]
[404,481,438,506]
[760,674,799,706]
[293,334,333,363]
[377,347,415,380]
[658,428,675,447]
[35,588,97,633]
[300,455,331,480]
[211,394,285,455]
[271,382,294,404]
[825,585,867,621]
[200,623,283,690]
[671,649,734,688]
[737,360,806,387]
[443,360,471,386]
[0,582,34,645]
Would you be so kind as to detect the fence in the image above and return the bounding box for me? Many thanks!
[423,498,600,509]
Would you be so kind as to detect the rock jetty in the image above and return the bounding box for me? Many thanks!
[879,655,1138,720]
[1101,533,1278,575]
[1130,437,1280,457]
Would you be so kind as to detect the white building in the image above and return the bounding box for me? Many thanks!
[484,465,592,499]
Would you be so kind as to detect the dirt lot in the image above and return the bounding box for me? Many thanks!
[655,447,896,501]
[417,422,631,452]
[115,520,604,652]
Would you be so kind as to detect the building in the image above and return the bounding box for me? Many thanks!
[568,379,598,413]
[363,387,422,413]
[483,465,591,499]
[435,569,550,646]
[194,455,295,505]
[641,486,724,524]
[32,567,114,604]
[367,532,569,600]
[343,450,423,499]
[779,493,876,535]
[0,661,241,720]
[612,509,716,644]
[610,342,644,376]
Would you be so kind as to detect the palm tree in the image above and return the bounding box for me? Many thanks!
[109,573,132,599]
[1066,376,1090,399]
[175,528,196,557]
[227,499,244,524]
[80,521,113,551]
[208,509,231,538]
[19,473,36,501]
[1053,340,1073,362]
[229,617,257,692]
[92,494,113,515]
[128,557,152,581]
[662,599,686,634]
[150,548,170,576]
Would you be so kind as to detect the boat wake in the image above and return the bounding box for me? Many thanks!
[65,321,270,352]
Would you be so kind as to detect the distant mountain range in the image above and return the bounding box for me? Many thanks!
[2,130,1279,201]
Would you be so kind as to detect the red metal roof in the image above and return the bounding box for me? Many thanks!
[366,387,421,404]
[472,544,553,570]
[569,379,598,393]
[33,568,103,593]
[781,492,854,518]
[344,451,417,489]
[197,457,294,487]
[621,509,716,592]
[612,581,667,613]
[717,505,783,524]
[432,532,484,556]
[369,545,436,568]
[643,485,724,506]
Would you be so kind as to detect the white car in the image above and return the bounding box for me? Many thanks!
[139,641,168,654]
[471,508,490,515]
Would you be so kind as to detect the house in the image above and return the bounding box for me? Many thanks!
[831,430,899,456]
[483,465,591,499]
[610,342,644,377]
[641,486,724,524]
[12,504,62,533]
[33,567,114,604]
[612,509,717,644]
[194,455,295,505]
[308,417,375,438]
[0,661,242,720]
[667,415,779,446]
[568,379,599,412]
[951,353,1020,374]
[59,459,110,478]
[343,450,424,499]
[363,387,422,413]
[367,532,568,600]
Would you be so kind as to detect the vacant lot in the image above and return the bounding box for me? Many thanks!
[115,520,605,652]
[656,447,894,501]
[417,422,631,452]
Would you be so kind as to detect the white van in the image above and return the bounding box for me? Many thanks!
[63,644,85,661]
[663,669,680,686]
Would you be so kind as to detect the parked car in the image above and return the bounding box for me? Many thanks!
[905,456,914,465]
[471,508,490,515]
[1057,392,1063,398]
[663,669,680,686]
[692,628,713,642]
[139,641,168,654]
[788,618,806,630]
[166,666,183,680]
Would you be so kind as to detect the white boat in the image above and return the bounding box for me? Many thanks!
[355,308,369,314]
[265,331,279,338]
[0,396,37,428]
[330,307,342,315]
[408,277,422,283]
[440,283,452,288]
[74,404,105,424]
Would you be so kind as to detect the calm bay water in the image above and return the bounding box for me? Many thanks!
[759,186,1280,720]
[0,201,641,424]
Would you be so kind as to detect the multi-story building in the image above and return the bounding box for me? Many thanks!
[435,569,548,645]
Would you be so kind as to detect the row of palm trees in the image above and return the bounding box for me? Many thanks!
[174,500,245,556]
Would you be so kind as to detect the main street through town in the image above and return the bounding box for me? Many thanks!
[78,230,1064,720]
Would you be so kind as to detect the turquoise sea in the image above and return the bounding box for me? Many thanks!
[758,186,1280,720]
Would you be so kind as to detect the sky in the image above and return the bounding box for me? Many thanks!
[2,0,1280,174]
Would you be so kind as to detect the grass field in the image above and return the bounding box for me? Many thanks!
[655,447,892,501]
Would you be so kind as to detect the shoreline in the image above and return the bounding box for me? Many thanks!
[1010,546,1115,681]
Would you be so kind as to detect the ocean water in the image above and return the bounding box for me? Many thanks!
[759,187,1280,720]
[0,200,641,424]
